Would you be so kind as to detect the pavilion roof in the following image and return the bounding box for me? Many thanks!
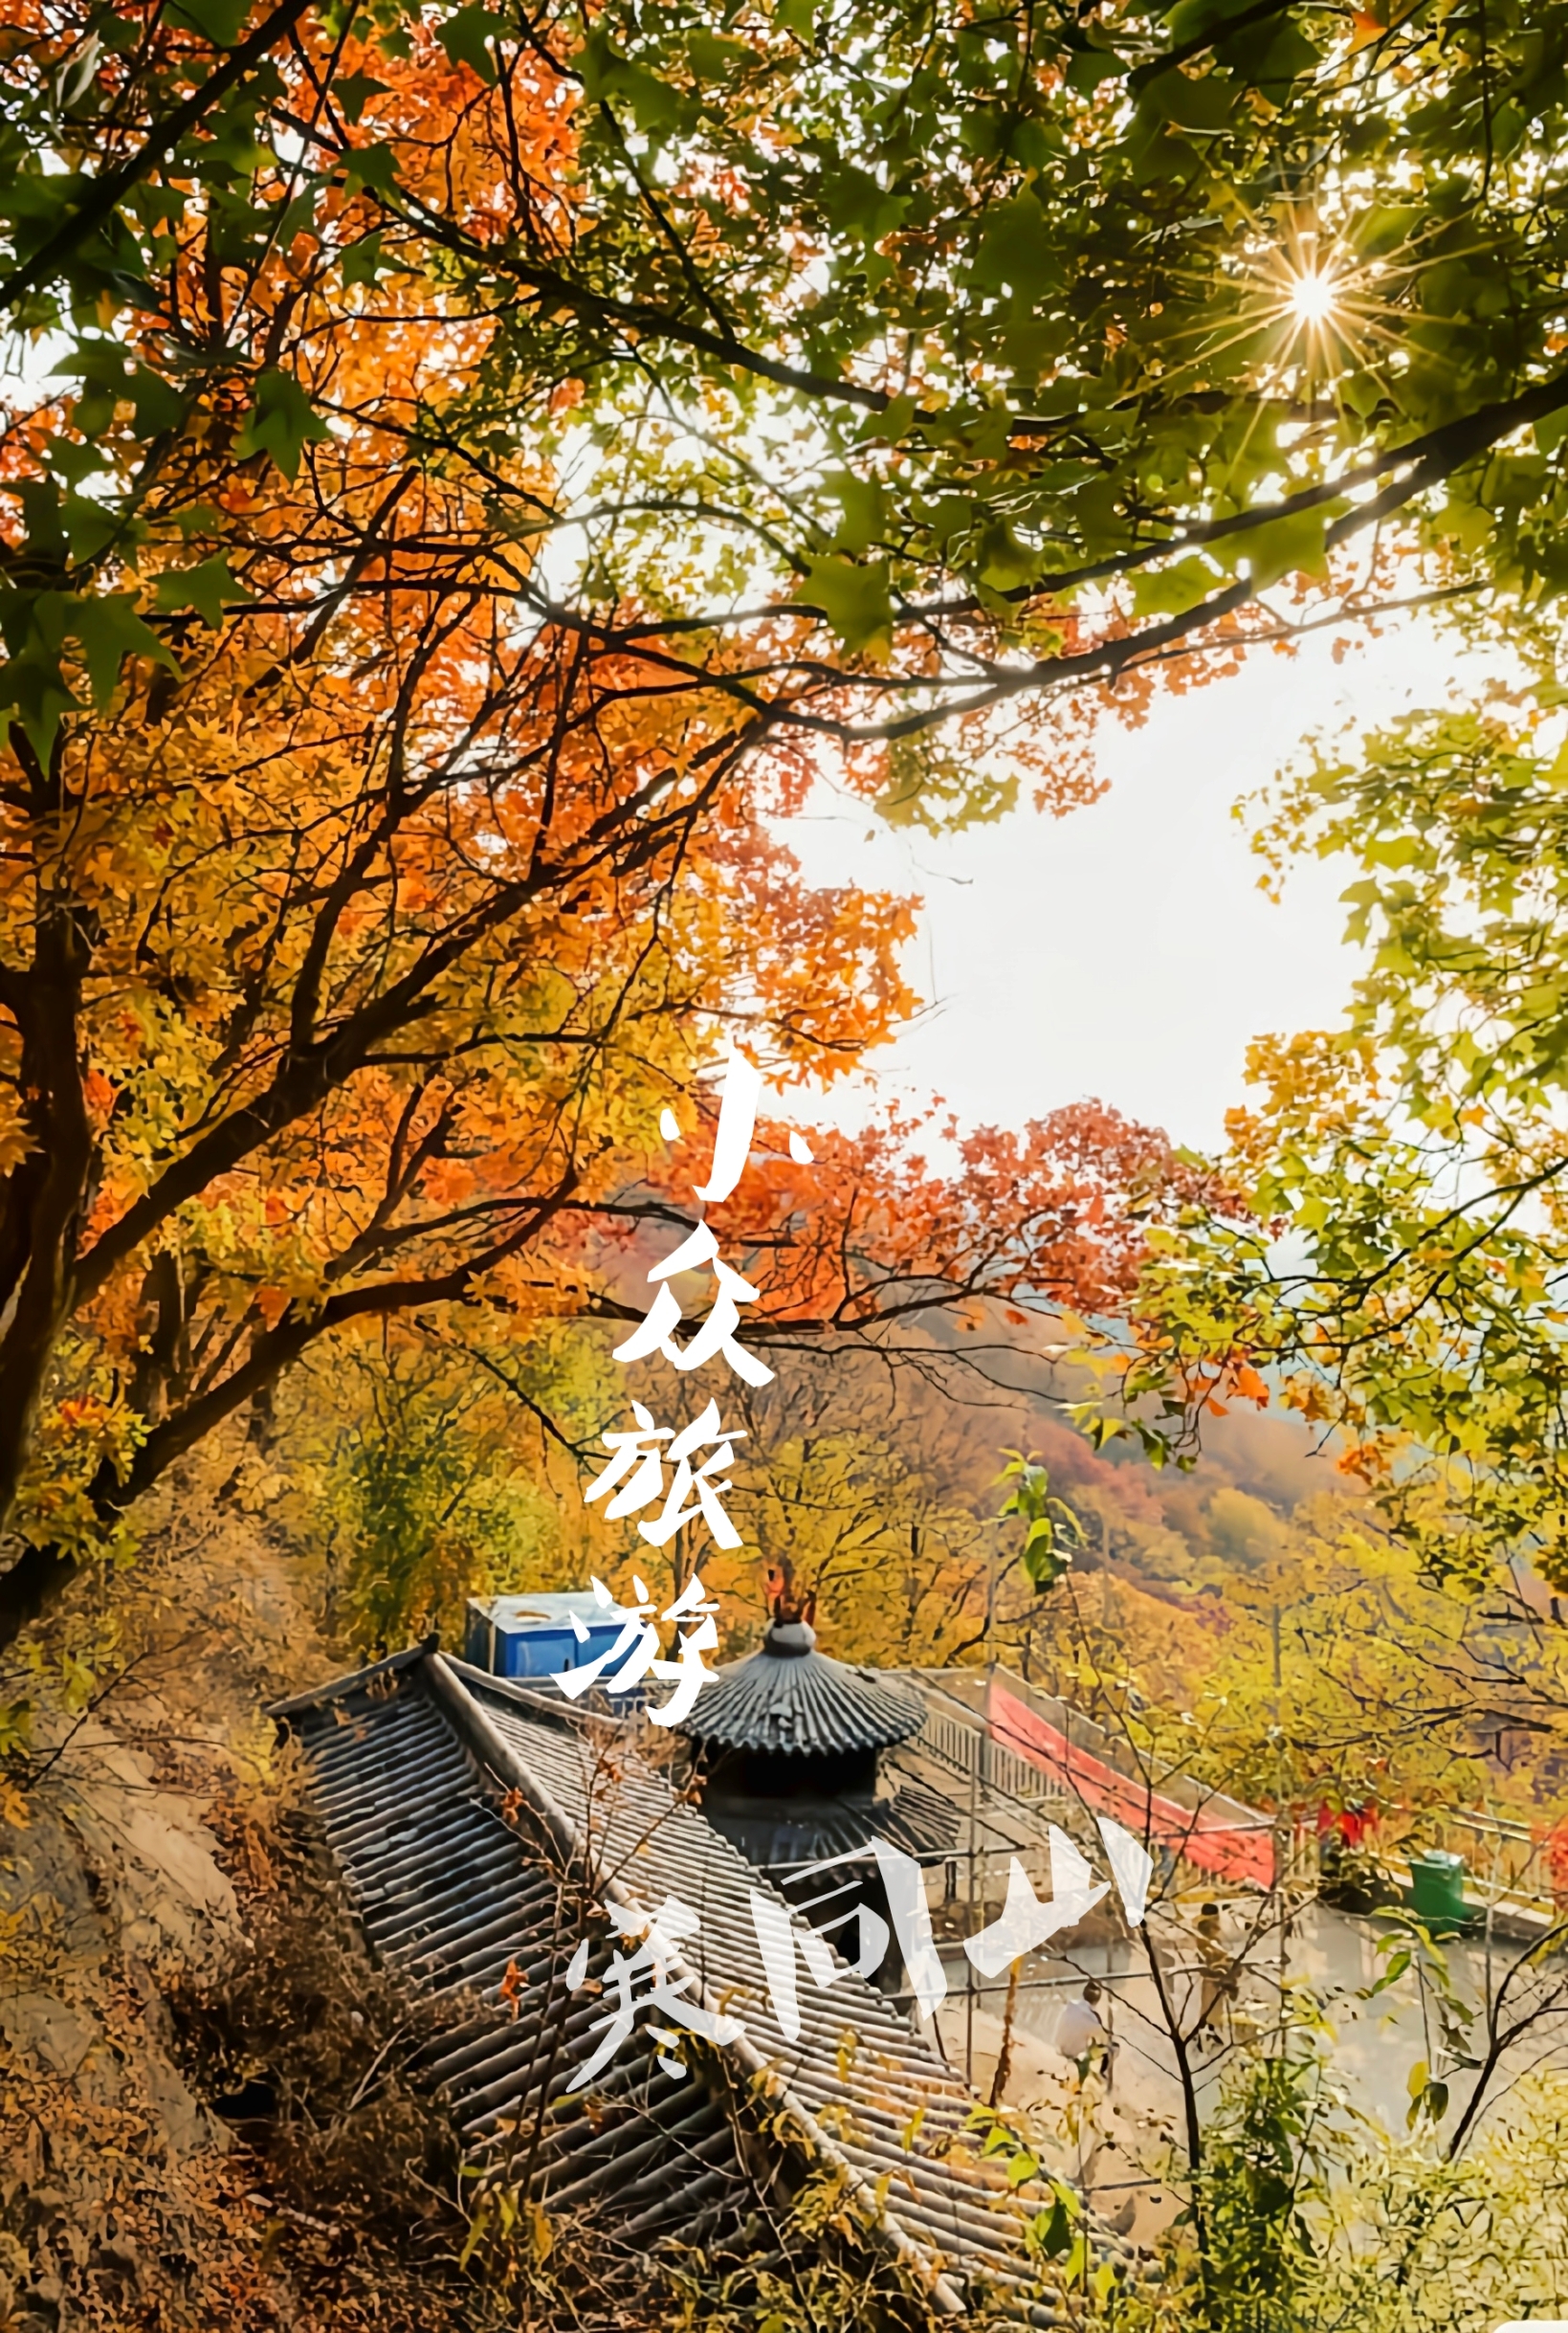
[682,1621,927,1758]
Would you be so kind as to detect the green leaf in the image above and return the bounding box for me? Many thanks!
[1239,506,1329,590]
[271,187,319,247]
[1029,2196,1074,2257]
[580,28,684,134]
[127,182,187,232]
[687,29,753,80]
[16,478,66,560]
[0,589,56,658]
[827,473,887,556]
[332,70,389,123]
[1222,18,1319,88]
[154,556,253,629]
[233,368,331,481]
[1350,204,1423,260]
[1360,1946,1410,1998]
[342,232,386,288]
[50,340,126,432]
[1162,0,1255,41]
[127,366,185,439]
[1339,369,1383,420]
[70,593,177,706]
[1149,70,1235,131]
[48,439,104,489]
[977,521,1036,590]
[971,189,1060,300]
[1130,552,1224,617]
[859,393,916,447]
[343,143,399,198]
[1066,44,1127,91]
[1405,2061,1448,2126]
[816,162,907,247]
[799,554,893,654]
[437,6,504,82]
[167,0,250,46]
[59,495,122,565]
[0,599,79,763]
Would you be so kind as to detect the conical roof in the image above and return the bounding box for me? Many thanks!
[684,1620,926,1758]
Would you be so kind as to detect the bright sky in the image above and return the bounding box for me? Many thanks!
[787,612,1479,1155]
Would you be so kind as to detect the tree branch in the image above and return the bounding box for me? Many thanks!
[0,0,317,312]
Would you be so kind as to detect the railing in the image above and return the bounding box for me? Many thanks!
[917,1700,982,1787]
[914,1679,1066,1803]
[1382,1808,1565,1920]
[900,1666,1565,1925]
[906,1663,1278,1892]
[987,1730,1067,1804]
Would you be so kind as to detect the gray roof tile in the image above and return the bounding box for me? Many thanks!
[683,1637,927,1757]
[276,1646,1133,2323]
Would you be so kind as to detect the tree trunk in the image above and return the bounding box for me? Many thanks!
[246,1326,280,1456]
[0,1537,82,1650]
[127,1249,189,1426]
[0,895,98,1625]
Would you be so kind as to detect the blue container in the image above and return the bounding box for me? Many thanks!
[464,1592,637,1683]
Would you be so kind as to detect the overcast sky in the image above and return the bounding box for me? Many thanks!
[787,612,1479,1155]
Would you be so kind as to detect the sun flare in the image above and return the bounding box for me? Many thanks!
[1288,268,1339,326]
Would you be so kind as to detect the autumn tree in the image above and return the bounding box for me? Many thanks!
[1085,603,1568,1600]
[0,1,1212,1648]
[6,0,1568,1643]
[274,1322,624,1650]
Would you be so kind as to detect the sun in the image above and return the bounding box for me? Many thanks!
[1118,203,1410,408]
[1288,269,1340,327]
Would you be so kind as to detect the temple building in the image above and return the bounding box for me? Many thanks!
[267,1638,1141,2317]
[675,1570,961,1964]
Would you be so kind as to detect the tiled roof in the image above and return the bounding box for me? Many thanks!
[684,1633,927,1757]
[704,1778,961,1873]
[274,1646,1121,2322]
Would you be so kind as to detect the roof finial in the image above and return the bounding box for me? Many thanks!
[764,1555,816,1630]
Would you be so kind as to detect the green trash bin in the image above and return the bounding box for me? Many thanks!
[1408,1849,1469,1931]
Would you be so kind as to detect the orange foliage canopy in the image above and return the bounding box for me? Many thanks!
[0,2,1205,1648]
[595,1101,1220,1352]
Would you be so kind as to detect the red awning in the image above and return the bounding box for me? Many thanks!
[989,1681,1275,1890]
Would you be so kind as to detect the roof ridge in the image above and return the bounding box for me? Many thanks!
[429,1652,973,2317]
[280,1646,1144,2322]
